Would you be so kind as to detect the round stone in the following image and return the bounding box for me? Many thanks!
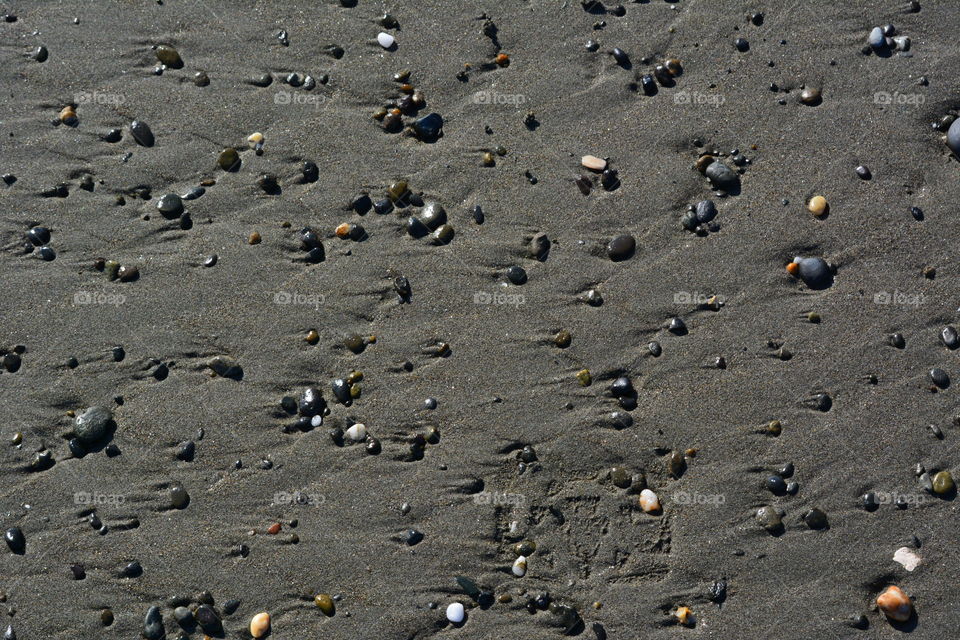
[807,195,828,217]
[446,602,465,624]
[170,485,190,509]
[75,406,112,443]
[933,470,954,494]
[506,266,527,285]
[607,234,635,261]
[156,194,183,217]
[796,257,832,289]
[377,32,395,48]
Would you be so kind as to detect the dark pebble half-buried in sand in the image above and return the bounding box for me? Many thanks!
[606,234,635,261]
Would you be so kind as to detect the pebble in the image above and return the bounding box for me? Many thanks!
[940,325,959,349]
[208,356,243,380]
[948,119,960,156]
[26,227,50,245]
[413,113,443,141]
[75,406,112,443]
[250,612,271,638]
[377,32,395,48]
[930,368,949,388]
[704,161,738,191]
[788,257,833,289]
[193,71,209,86]
[695,199,717,222]
[143,606,165,639]
[506,266,527,285]
[345,423,367,442]
[154,44,182,67]
[607,234,635,261]
[638,489,660,513]
[648,341,662,356]
[932,470,954,494]
[876,586,912,622]
[156,193,184,217]
[868,26,887,51]
[581,155,607,171]
[856,165,871,179]
[734,37,749,52]
[170,485,189,508]
[315,593,335,616]
[803,507,828,529]
[446,602,465,624]
[218,148,240,171]
[893,547,921,571]
[4,528,25,554]
[130,120,154,147]
[807,195,828,217]
[755,506,782,532]
[799,87,821,105]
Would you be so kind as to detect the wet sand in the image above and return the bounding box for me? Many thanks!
[1,0,959,637]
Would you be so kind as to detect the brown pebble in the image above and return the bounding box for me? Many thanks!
[306,330,320,345]
[695,155,715,174]
[267,522,281,534]
[248,232,261,245]
[876,585,912,622]
[800,87,822,105]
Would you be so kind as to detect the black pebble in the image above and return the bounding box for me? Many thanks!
[506,266,527,285]
[4,527,25,554]
[111,346,125,361]
[472,205,484,224]
[910,206,924,221]
[27,227,50,245]
[130,120,154,147]
[855,165,871,179]
[611,47,629,66]
[302,161,319,183]
[122,560,142,577]
[735,38,749,51]
[37,246,56,261]
[176,440,195,461]
[766,475,786,495]
[403,529,424,545]
[930,368,950,388]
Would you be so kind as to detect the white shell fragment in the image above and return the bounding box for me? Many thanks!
[377,32,395,49]
[581,155,607,171]
[446,602,465,623]
[893,547,921,571]
[512,555,527,577]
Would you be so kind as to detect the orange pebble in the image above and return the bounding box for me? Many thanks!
[335,223,351,238]
[877,585,913,622]
[495,53,510,66]
[785,262,800,276]
[267,522,281,535]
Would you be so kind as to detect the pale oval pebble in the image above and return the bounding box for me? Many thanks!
[581,155,607,171]
[310,415,323,427]
[249,612,270,638]
[512,555,527,577]
[807,195,828,217]
[446,602,465,623]
[639,488,660,513]
[345,423,367,441]
[893,547,921,571]
[247,132,264,149]
[377,32,395,48]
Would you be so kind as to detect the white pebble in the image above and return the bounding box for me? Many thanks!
[377,32,395,49]
[893,547,921,571]
[310,415,323,427]
[512,555,527,577]
[639,488,661,513]
[345,423,367,441]
[446,602,465,623]
[581,155,607,171]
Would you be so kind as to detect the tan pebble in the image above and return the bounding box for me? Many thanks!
[581,155,607,171]
[250,611,271,637]
[876,585,912,622]
[247,132,264,149]
[695,155,715,174]
[808,195,828,217]
[248,232,261,245]
[305,330,319,345]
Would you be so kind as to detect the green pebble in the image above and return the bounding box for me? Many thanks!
[576,369,592,387]
[933,470,954,494]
